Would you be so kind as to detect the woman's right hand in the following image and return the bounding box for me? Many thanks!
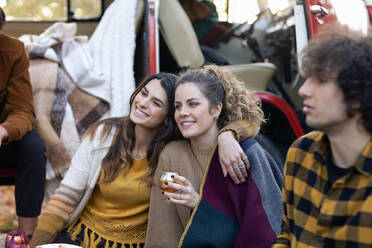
[162,175,199,209]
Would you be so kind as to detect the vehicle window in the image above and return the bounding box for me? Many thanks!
[0,0,102,21]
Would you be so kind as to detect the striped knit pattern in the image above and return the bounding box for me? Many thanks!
[30,125,114,247]
[273,131,372,248]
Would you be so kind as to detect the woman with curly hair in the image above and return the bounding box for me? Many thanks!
[145,65,283,247]
[30,71,257,248]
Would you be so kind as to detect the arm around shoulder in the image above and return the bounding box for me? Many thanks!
[219,119,258,142]
[217,120,259,183]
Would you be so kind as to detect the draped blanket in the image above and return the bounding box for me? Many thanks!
[15,0,137,187]
[88,0,137,116]
[20,23,110,177]
[178,138,283,248]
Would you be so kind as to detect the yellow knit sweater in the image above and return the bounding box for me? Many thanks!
[67,158,150,247]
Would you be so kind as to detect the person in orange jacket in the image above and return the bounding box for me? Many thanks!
[0,7,46,240]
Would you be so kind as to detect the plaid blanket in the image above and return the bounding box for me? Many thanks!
[26,35,109,177]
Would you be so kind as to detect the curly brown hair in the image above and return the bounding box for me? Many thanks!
[177,65,264,133]
[301,28,372,133]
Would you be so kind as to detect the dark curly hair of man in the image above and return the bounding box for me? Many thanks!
[300,29,372,134]
[0,7,5,30]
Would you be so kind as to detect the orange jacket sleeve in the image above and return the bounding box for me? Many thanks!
[0,33,35,142]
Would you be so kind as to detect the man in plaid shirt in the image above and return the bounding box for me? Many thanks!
[273,30,372,247]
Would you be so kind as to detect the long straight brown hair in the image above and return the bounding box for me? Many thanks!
[85,73,180,183]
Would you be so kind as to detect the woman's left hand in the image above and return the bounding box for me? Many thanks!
[162,175,199,209]
[217,131,249,184]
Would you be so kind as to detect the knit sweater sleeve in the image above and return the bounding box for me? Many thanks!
[146,141,204,248]
[30,128,102,247]
[145,145,180,248]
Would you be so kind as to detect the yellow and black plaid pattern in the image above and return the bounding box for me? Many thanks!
[273,131,372,248]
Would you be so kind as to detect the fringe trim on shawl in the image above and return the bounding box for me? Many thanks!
[67,219,144,248]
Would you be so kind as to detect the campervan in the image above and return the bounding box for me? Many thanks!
[1,0,370,182]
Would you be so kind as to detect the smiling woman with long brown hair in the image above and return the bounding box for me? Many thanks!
[30,69,257,248]
[30,73,179,248]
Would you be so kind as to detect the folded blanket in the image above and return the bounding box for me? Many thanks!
[20,0,138,179]
[22,24,110,177]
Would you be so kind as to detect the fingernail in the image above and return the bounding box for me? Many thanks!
[165,182,168,185]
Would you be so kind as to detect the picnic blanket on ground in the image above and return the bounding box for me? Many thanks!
[178,138,283,248]
[20,23,110,178]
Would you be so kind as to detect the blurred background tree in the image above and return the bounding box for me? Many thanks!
[0,0,101,21]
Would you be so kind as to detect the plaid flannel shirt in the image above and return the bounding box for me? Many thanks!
[273,131,372,248]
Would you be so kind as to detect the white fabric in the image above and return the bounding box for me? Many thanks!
[19,0,138,117]
[45,125,114,226]
[61,38,110,103]
[19,23,110,104]
[61,125,114,226]
[89,0,138,117]
[18,1,138,179]
[19,23,110,180]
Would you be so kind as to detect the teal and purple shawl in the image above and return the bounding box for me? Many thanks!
[178,138,283,248]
